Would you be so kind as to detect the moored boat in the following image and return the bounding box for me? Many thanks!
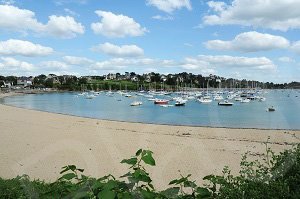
[154,99,169,105]
[218,100,234,106]
[130,101,143,106]
[241,98,250,103]
[268,106,275,112]
[259,97,266,102]
[198,97,212,103]
[213,95,224,101]
[124,94,132,97]
[234,97,243,101]
[175,99,187,106]
[85,94,96,99]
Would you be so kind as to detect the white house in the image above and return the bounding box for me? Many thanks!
[131,76,139,82]
[0,81,12,88]
[105,73,116,80]
[17,77,32,87]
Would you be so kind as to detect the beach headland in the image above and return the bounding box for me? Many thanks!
[0,91,299,189]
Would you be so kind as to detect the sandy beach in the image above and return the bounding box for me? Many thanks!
[0,92,299,189]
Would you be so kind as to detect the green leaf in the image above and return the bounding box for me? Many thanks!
[203,174,215,181]
[103,180,117,190]
[148,183,154,190]
[141,189,156,199]
[59,173,76,181]
[136,149,143,156]
[120,172,132,178]
[160,187,180,197]
[117,192,132,199]
[98,189,116,199]
[121,157,138,165]
[141,151,156,166]
[184,180,197,188]
[133,169,152,183]
[196,187,211,198]
[60,165,77,174]
[73,191,89,199]
[169,179,178,185]
[91,181,104,190]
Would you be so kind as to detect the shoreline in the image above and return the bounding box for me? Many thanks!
[1,91,299,131]
[1,91,300,189]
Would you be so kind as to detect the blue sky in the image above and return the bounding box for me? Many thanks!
[0,0,299,83]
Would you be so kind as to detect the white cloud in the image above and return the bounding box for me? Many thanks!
[91,10,147,38]
[278,57,295,63]
[53,0,88,6]
[205,31,290,52]
[146,0,192,13]
[203,0,300,31]
[45,15,84,39]
[91,58,150,70]
[181,57,215,75]
[198,55,276,70]
[179,54,278,79]
[144,67,158,73]
[0,5,44,33]
[39,61,69,70]
[291,41,300,54]
[0,57,34,71]
[0,39,53,57]
[91,42,144,57]
[207,1,226,12]
[64,8,79,16]
[0,5,84,39]
[89,58,177,71]
[152,15,174,21]
[63,56,93,65]
[184,43,193,47]
[1,0,15,5]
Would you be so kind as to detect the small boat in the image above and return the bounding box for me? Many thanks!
[218,100,234,106]
[213,95,224,101]
[268,106,275,112]
[175,99,186,106]
[227,95,234,100]
[78,92,86,96]
[259,97,266,102]
[241,99,250,103]
[187,96,195,100]
[125,94,132,97]
[234,97,243,101]
[154,99,169,105]
[130,101,142,106]
[198,97,212,103]
[85,94,96,99]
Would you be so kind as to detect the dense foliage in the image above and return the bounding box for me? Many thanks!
[1,74,300,91]
[0,145,299,198]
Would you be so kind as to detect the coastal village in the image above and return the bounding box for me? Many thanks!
[1,72,298,93]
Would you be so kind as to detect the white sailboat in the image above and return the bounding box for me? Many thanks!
[130,101,142,106]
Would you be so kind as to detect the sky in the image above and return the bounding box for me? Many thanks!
[0,0,299,83]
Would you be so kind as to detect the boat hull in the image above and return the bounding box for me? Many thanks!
[154,101,168,105]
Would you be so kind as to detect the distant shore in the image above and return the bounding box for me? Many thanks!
[0,91,300,189]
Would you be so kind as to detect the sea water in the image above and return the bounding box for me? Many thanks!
[1,90,299,130]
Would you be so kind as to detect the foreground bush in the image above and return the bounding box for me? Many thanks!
[0,145,299,198]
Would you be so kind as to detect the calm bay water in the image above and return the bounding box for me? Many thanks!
[1,90,299,130]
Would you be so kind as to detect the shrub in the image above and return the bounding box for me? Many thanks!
[0,145,299,198]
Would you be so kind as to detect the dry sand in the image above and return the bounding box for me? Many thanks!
[0,92,299,188]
